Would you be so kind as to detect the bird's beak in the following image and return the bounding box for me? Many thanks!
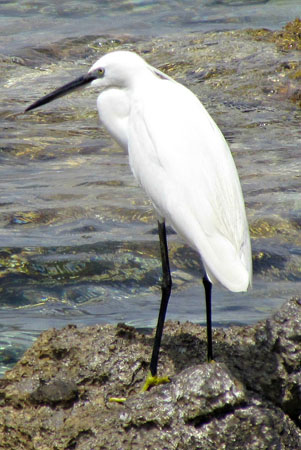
[25,72,96,112]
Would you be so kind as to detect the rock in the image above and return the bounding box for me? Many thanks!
[30,379,78,407]
[218,296,301,423]
[0,298,300,449]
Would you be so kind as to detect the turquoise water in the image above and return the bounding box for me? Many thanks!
[1,0,300,54]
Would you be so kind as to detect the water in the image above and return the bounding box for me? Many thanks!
[0,0,300,375]
[1,0,300,55]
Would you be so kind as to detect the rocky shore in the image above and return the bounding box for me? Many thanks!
[0,297,300,449]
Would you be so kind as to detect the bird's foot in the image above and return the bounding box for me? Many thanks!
[141,372,171,392]
[108,372,170,402]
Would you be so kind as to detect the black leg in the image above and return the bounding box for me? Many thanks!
[203,275,213,362]
[149,220,172,377]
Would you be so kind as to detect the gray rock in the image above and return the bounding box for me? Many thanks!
[30,379,78,406]
[0,298,300,449]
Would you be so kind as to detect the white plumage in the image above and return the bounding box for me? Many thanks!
[25,50,252,379]
[91,51,252,292]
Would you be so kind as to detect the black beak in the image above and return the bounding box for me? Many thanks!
[25,72,96,112]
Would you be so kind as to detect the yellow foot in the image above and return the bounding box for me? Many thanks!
[108,397,127,403]
[141,372,171,392]
[108,373,171,401]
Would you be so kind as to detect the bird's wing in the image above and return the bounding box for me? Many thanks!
[128,77,251,291]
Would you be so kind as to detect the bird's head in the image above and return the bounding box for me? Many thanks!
[25,51,157,112]
[89,51,151,89]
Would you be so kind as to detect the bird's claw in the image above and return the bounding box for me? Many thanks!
[141,372,171,392]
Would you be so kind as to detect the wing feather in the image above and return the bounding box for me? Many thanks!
[128,77,252,291]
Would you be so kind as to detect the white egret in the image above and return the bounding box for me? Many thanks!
[25,50,252,388]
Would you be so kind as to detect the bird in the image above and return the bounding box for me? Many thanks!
[25,50,252,389]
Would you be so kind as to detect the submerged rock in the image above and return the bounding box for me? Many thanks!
[0,298,300,449]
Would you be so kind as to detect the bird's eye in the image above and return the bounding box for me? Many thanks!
[97,68,104,77]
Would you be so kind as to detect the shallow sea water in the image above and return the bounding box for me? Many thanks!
[0,0,300,375]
